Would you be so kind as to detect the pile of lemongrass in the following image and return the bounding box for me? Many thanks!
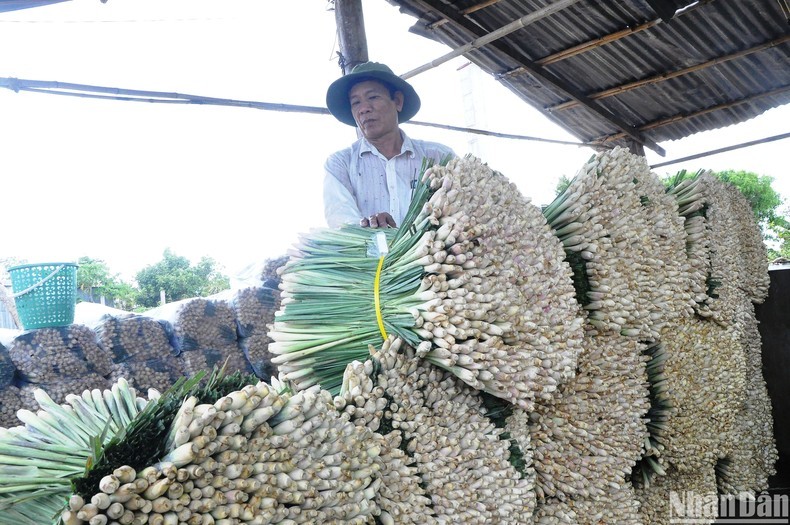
[64,377,385,525]
[271,154,585,410]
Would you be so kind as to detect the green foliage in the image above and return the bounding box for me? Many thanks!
[712,170,789,260]
[555,174,572,196]
[714,170,783,224]
[135,249,230,308]
[76,256,139,309]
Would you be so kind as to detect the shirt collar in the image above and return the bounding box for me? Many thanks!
[358,130,416,159]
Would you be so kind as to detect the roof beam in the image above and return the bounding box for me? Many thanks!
[409,0,666,155]
[591,85,790,144]
[401,0,582,80]
[548,34,790,111]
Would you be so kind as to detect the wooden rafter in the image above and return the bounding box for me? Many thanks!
[591,85,790,144]
[548,35,790,112]
[411,0,667,155]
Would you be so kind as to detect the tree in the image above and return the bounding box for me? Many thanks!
[76,256,140,309]
[713,170,789,259]
[135,249,230,308]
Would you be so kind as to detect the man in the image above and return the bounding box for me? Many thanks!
[323,61,456,229]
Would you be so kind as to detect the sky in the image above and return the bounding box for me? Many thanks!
[1,0,788,283]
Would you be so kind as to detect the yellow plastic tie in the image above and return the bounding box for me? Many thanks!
[374,255,388,341]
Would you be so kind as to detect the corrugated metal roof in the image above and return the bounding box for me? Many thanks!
[0,0,70,13]
[385,0,790,155]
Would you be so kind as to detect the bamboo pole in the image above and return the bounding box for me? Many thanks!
[400,0,582,80]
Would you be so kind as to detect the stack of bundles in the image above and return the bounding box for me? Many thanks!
[271,154,585,410]
[543,146,693,340]
[8,325,112,405]
[95,314,184,393]
[336,337,535,524]
[636,465,719,525]
[0,340,15,389]
[149,298,252,377]
[260,254,289,295]
[526,334,650,518]
[716,295,777,494]
[1,370,389,524]
[649,317,746,481]
[232,285,279,381]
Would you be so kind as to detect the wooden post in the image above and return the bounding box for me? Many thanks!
[334,0,368,74]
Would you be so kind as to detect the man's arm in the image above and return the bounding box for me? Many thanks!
[323,153,364,228]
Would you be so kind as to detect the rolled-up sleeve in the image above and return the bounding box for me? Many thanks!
[323,152,362,228]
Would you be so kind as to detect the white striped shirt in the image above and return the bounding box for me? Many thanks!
[323,131,455,228]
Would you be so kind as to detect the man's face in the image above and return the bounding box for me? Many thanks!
[348,80,404,141]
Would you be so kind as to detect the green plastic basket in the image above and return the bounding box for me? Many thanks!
[9,262,78,330]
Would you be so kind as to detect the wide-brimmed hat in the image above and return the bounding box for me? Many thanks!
[326,62,421,127]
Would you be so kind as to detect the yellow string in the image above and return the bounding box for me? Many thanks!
[374,255,388,340]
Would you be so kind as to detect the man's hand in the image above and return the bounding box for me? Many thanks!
[360,212,397,228]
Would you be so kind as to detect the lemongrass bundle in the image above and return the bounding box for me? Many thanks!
[0,378,147,524]
[659,316,746,473]
[635,464,719,525]
[272,154,585,410]
[7,325,113,383]
[665,169,711,309]
[527,334,650,500]
[632,341,675,486]
[544,146,670,340]
[631,165,696,328]
[335,349,437,524]
[694,172,744,325]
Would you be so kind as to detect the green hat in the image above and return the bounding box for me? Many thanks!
[326,61,421,127]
